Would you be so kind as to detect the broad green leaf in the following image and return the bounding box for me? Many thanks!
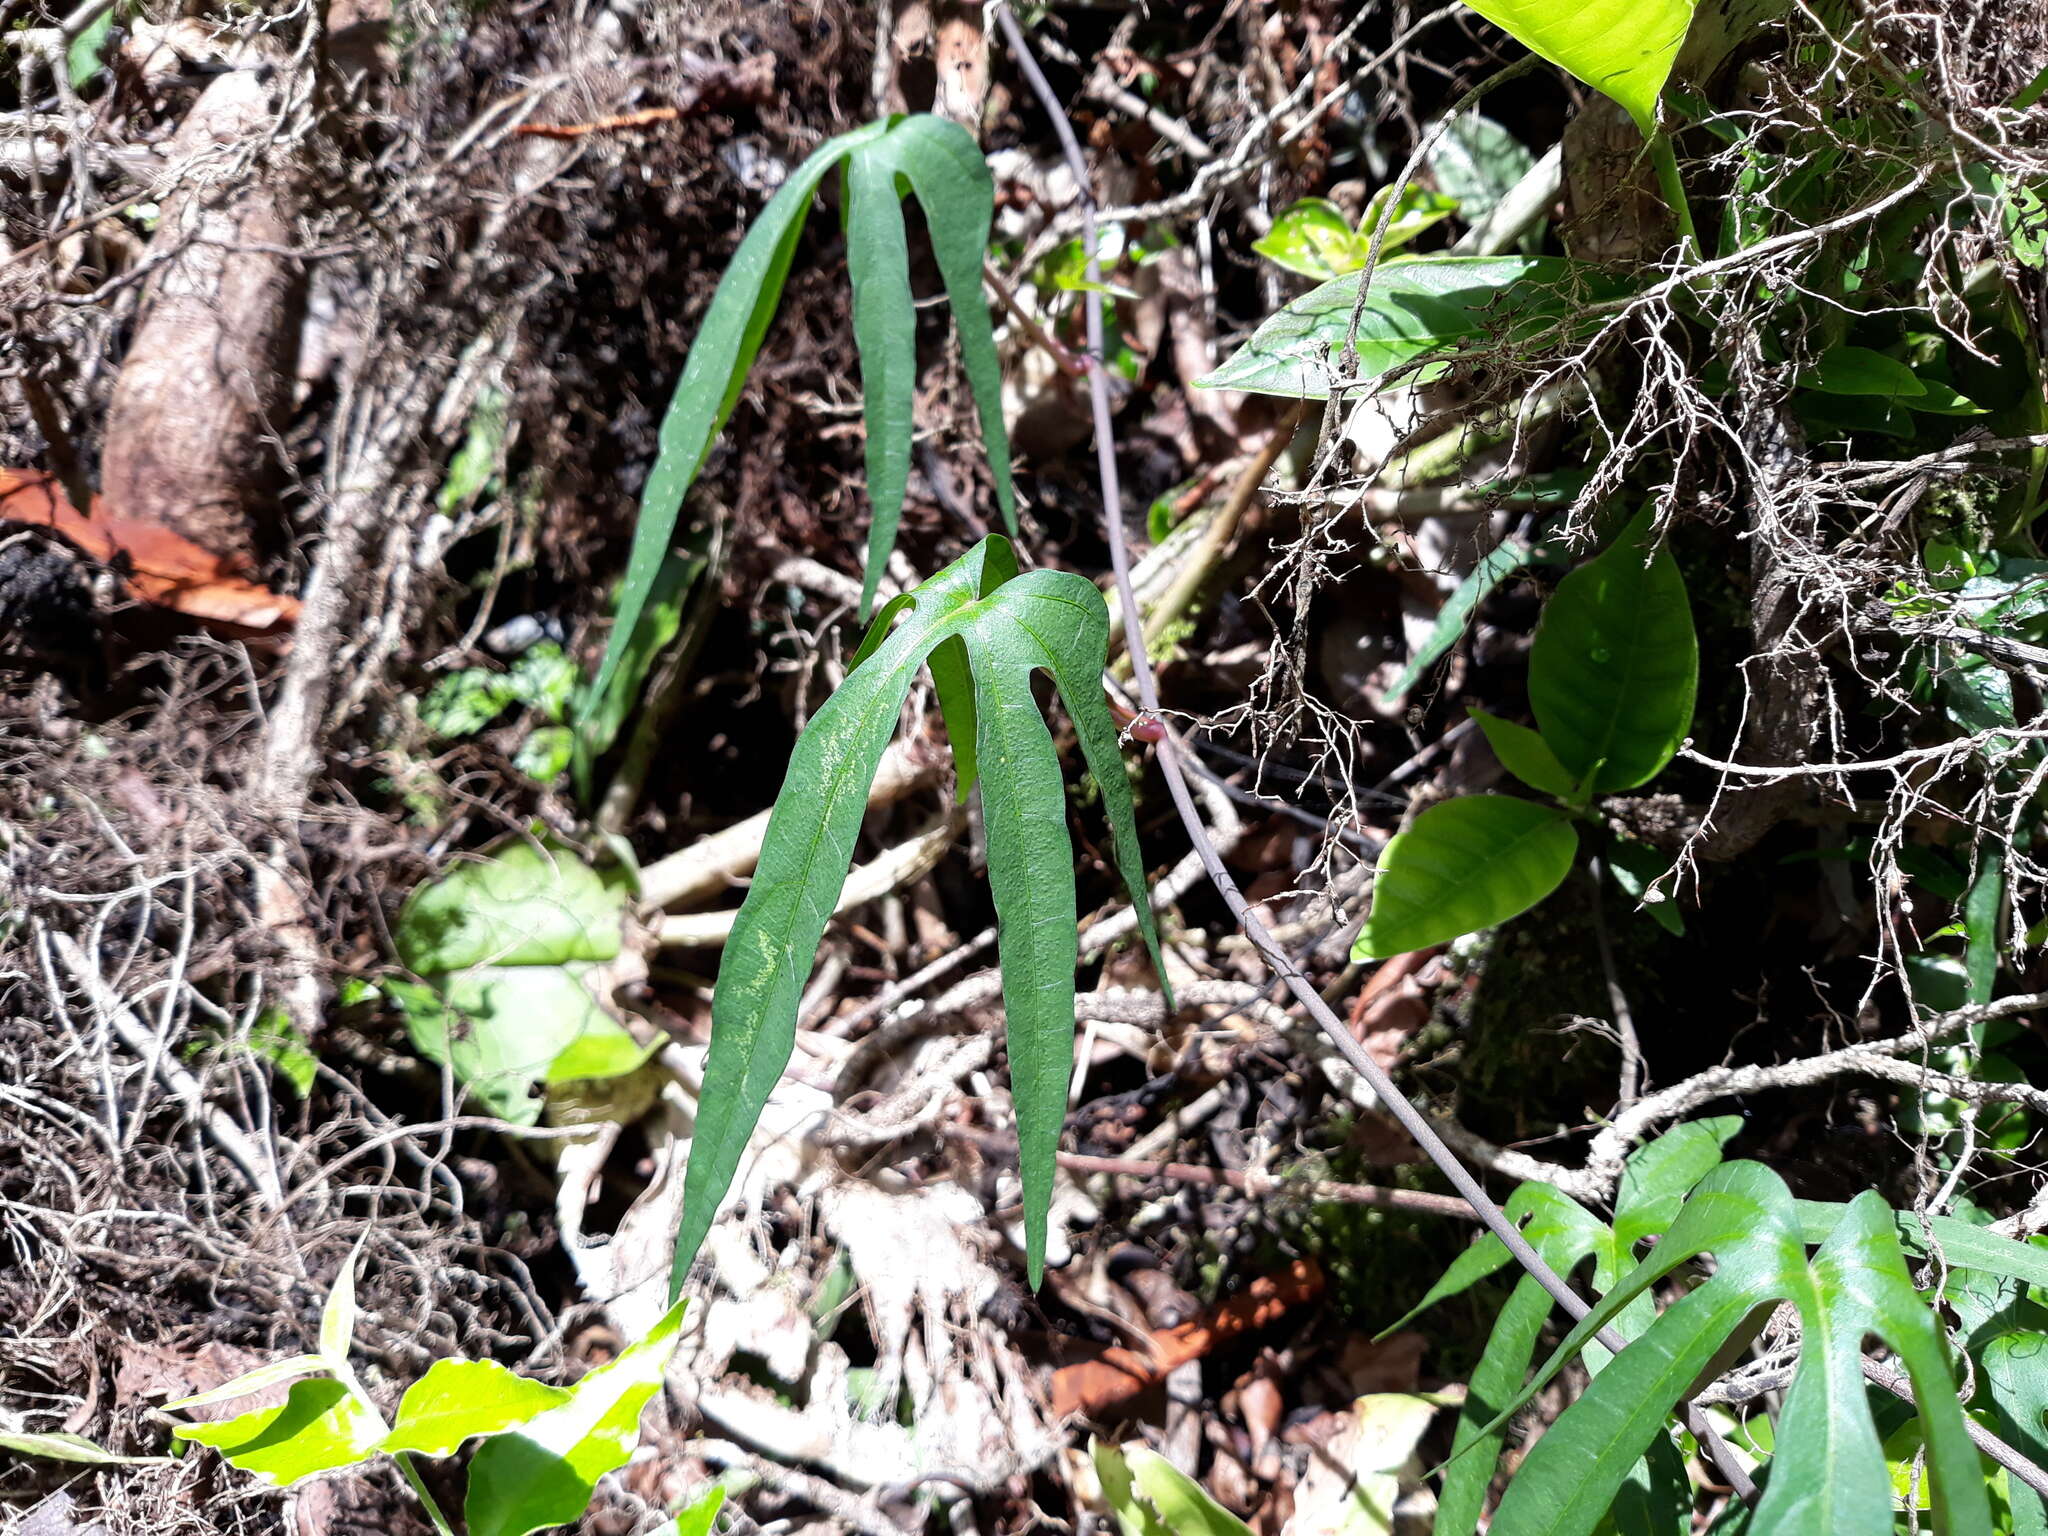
[589,122,888,717]
[1195,256,1612,398]
[1979,1324,2048,1535]
[163,1355,329,1412]
[1387,537,1541,702]
[1352,795,1577,959]
[173,1379,383,1488]
[381,1360,571,1457]
[1427,112,1538,222]
[674,1485,728,1536]
[1528,506,1697,794]
[1470,708,1577,799]
[1093,1440,1173,1536]
[395,836,629,973]
[1457,0,1697,134]
[673,543,1005,1295]
[464,1301,687,1536]
[1252,199,1363,279]
[1360,183,1461,253]
[0,1428,168,1466]
[1124,1446,1254,1536]
[1799,345,1926,398]
[845,145,918,619]
[674,540,1159,1293]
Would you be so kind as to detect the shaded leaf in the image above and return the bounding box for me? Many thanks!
[395,836,628,973]
[1353,795,1577,960]
[1427,112,1537,221]
[1799,345,1926,398]
[1470,708,1577,799]
[1528,506,1697,794]
[1387,537,1541,702]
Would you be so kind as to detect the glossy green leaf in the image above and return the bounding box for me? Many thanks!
[1799,344,1926,398]
[1387,537,1540,702]
[173,1379,382,1488]
[1470,708,1577,799]
[674,537,1159,1294]
[0,1428,168,1466]
[395,835,628,973]
[1195,256,1614,398]
[1353,795,1576,959]
[464,1300,688,1536]
[381,1359,571,1458]
[1528,506,1697,793]
[1457,0,1697,133]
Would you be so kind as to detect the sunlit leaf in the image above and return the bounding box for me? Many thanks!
[1353,795,1577,959]
[0,1428,168,1466]
[1456,0,1698,133]
[381,1360,571,1458]
[173,1379,382,1488]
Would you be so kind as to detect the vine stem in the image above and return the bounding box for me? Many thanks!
[1647,125,1701,264]
[985,6,2048,1512]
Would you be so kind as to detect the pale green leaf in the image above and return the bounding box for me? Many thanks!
[1470,708,1577,799]
[320,1237,365,1364]
[1195,256,1615,398]
[162,1355,329,1413]
[464,1301,688,1536]
[1528,506,1697,794]
[1125,1447,1254,1536]
[0,1428,169,1466]
[1457,0,1697,134]
[173,1379,383,1488]
[395,836,628,973]
[381,1359,571,1458]
[674,1484,728,1536]
[1252,198,1363,279]
[1427,112,1537,221]
[1093,1440,1173,1536]
[1352,795,1577,959]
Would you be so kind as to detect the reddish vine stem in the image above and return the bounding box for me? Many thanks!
[986,0,1777,1500]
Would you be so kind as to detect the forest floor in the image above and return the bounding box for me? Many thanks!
[3,1,2047,1535]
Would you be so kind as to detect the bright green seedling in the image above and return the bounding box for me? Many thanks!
[1093,1439,1253,1536]
[671,535,1163,1294]
[590,113,1014,770]
[1354,505,1696,959]
[381,834,652,1123]
[167,1243,687,1536]
[1194,255,1625,398]
[1251,187,1458,280]
[1404,1119,2045,1534]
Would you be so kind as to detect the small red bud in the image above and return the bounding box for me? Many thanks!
[1129,713,1166,743]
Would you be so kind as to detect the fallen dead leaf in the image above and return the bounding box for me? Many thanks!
[0,469,300,635]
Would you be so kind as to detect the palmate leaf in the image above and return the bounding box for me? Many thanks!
[672,536,1161,1293]
[1473,1162,1993,1536]
[591,116,1013,733]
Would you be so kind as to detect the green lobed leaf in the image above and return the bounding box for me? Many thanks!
[1528,506,1698,794]
[1353,795,1577,960]
[844,144,918,619]
[1456,0,1698,134]
[589,122,887,720]
[381,1359,571,1458]
[1470,708,1577,799]
[464,1301,688,1536]
[173,1379,383,1488]
[1194,256,1616,399]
